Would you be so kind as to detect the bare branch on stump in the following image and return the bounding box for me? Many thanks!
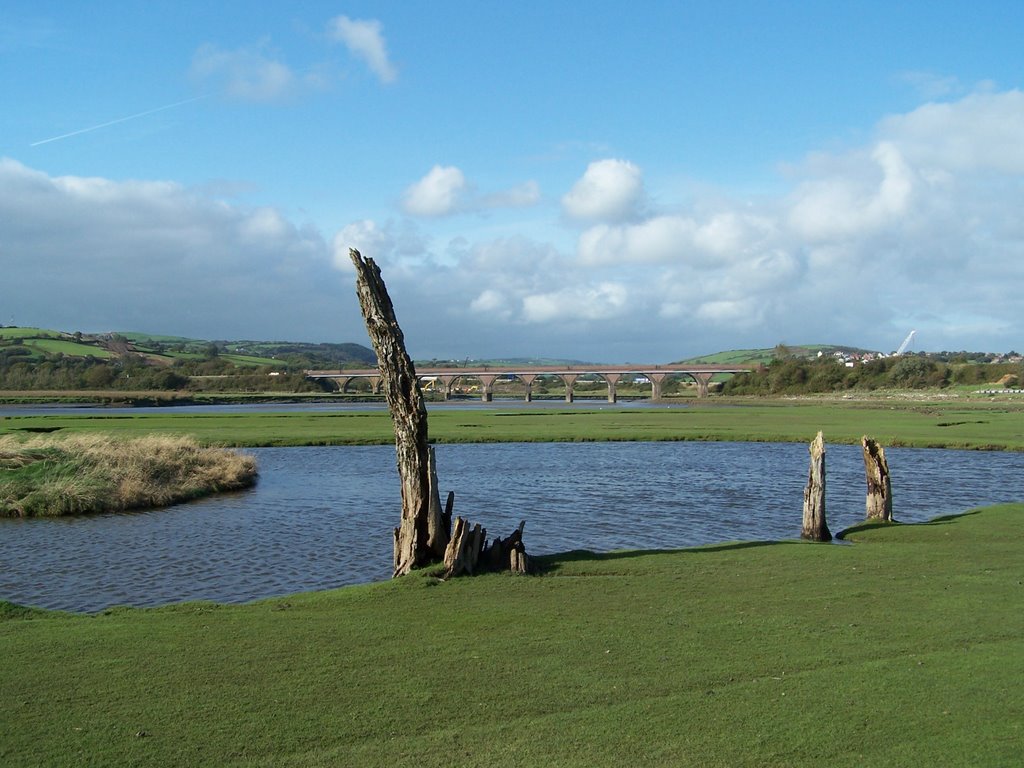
[425,446,449,556]
[349,248,448,576]
[861,435,893,522]
[442,490,455,541]
[801,431,831,541]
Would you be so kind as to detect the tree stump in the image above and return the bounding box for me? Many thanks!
[350,248,448,576]
[801,431,831,541]
[861,435,893,522]
[443,519,531,578]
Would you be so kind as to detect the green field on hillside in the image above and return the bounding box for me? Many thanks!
[682,344,870,365]
[0,327,62,340]
[220,353,284,367]
[1,327,113,359]
[2,504,1021,767]
[23,338,113,358]
[683,347,777,364]
[1,327,375,370]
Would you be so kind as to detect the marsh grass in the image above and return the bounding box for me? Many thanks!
[3,398,1023,450]
[0,433,256,517]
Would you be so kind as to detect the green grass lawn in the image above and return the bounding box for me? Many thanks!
[3,400,1023,450]
[2,504,1021,766]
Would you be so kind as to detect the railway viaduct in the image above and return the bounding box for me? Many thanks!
[306,363,754,403]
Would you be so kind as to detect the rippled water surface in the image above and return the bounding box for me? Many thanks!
[2,442,1022,612]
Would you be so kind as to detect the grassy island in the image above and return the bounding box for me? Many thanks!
[1,504,1021,766]
[0,433,257,517]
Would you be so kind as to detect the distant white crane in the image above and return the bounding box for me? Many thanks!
[896,330,917,356]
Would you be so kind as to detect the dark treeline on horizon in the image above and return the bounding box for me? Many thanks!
[0,351,331,393]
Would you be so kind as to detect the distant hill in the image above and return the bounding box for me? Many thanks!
[0,327,376,369]
[0,328,883,371]
[413,356,590,368]
[678,344,881,366]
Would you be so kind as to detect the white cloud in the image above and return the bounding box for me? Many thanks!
[578,216,694,266]
[240,207,290,242]
[327,15,397,84]
[879,89,1024,173]
[788,141,915,240]
[0,158,353,341]
[562,159,644,222]
[333,218,429,269]
[190,43,295,102]
[522,283,629,323]
[577,211,777,268]
[694,298,760,325]
[333,220,387,271]
[469,289,510,318]
[693,212,776,256]
[401,165,466,217]
[400,167,540,217]
[191,14,400,102]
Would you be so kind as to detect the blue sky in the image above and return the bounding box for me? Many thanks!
[3,2,1023,361]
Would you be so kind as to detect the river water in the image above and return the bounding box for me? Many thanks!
[2,441,1022,612]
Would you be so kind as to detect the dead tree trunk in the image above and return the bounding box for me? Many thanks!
[350,247,531,578]
[801,431,831,541]
[861,435,893,522]
[349,248,448,576]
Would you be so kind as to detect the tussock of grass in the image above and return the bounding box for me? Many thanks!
[0,433,256,517]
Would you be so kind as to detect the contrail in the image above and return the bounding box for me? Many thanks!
[30,95,207,147]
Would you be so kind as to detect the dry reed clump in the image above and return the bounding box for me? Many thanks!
[0,433,257,517]
[0,434,60,468]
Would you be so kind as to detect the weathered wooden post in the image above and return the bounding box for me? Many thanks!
[349,248,449,576]
[801,431,831,541]
[861,435,893,522]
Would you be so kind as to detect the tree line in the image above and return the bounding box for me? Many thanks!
[0,350,329,393]
[722,354,1021,395]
